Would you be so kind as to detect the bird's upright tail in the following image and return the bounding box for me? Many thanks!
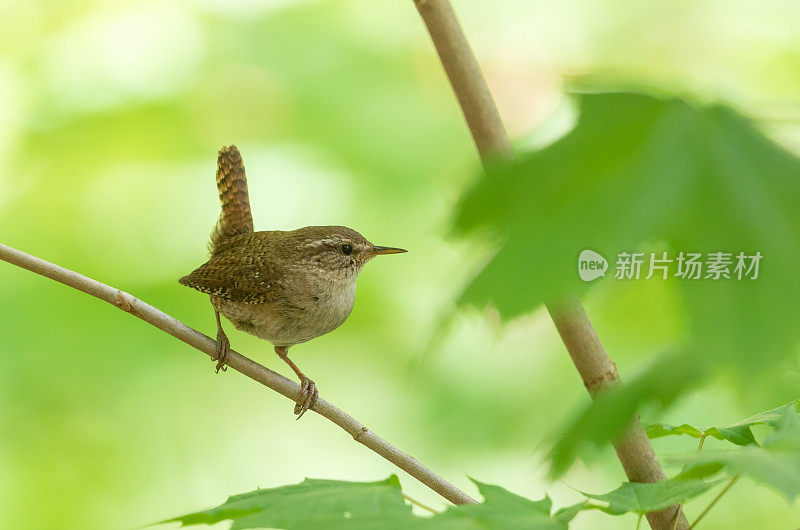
[209,145,254,254]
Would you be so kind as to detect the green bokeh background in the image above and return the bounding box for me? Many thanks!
[1,1,799,528]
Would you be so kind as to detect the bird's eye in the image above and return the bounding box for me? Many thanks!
[341,244,353,255]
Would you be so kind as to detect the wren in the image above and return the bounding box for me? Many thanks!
[179,146,406,418]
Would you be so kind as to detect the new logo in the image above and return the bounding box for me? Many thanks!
[578,250,608,282]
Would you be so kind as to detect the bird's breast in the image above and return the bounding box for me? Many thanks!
[312,279,357,331]
[214,278,357,347]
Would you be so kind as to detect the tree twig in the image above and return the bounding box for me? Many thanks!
[697,434,708,453]
[688,475,739,529]
[411,1,688,528]
[0,242,477,506]
[403,492,440,514]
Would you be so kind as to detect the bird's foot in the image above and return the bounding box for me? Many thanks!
[214,331,230,373]
[294,377,318,419]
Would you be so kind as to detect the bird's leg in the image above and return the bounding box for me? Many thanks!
[275,345,318,419]
[213,308,230,373]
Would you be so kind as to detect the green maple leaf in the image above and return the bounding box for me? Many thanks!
[424,478,572,529]
[581,477,721,515]
[646,423,706,440]
[453,91,800,476]
[162,476,580,530]
[677,410,800,502]
[647,400,800,446]
[162,476,413,529]
[453,91,800,377]
[548,352,701,477]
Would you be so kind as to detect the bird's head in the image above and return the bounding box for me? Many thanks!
[293,226,406,279]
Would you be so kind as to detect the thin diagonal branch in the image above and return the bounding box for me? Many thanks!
[411,1,687,528]
[0,242,477,506]
[688,475,739,529]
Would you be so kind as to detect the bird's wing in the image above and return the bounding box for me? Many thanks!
[209,145,254,254]
[179,237,281,304]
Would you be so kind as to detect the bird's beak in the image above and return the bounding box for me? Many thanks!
[368,245,407,257]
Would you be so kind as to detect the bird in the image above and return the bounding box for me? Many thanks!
[179,146,406,418]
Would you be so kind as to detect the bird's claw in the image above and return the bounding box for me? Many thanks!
[214,331,230,373]
[294,377,318,419]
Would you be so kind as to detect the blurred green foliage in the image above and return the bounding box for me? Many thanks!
[547,352,702,478]
[454,91,800,478]
[455,91,800,377]
[1,1,800,529]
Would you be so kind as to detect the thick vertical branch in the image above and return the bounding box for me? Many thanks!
[548,300,678,491]
[411,1,688,528]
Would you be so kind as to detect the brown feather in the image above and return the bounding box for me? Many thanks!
[180,233,282,304]
[179,226,372,305]
[209,145,253,254]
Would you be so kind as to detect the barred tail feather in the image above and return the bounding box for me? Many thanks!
[210,145,253,253]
